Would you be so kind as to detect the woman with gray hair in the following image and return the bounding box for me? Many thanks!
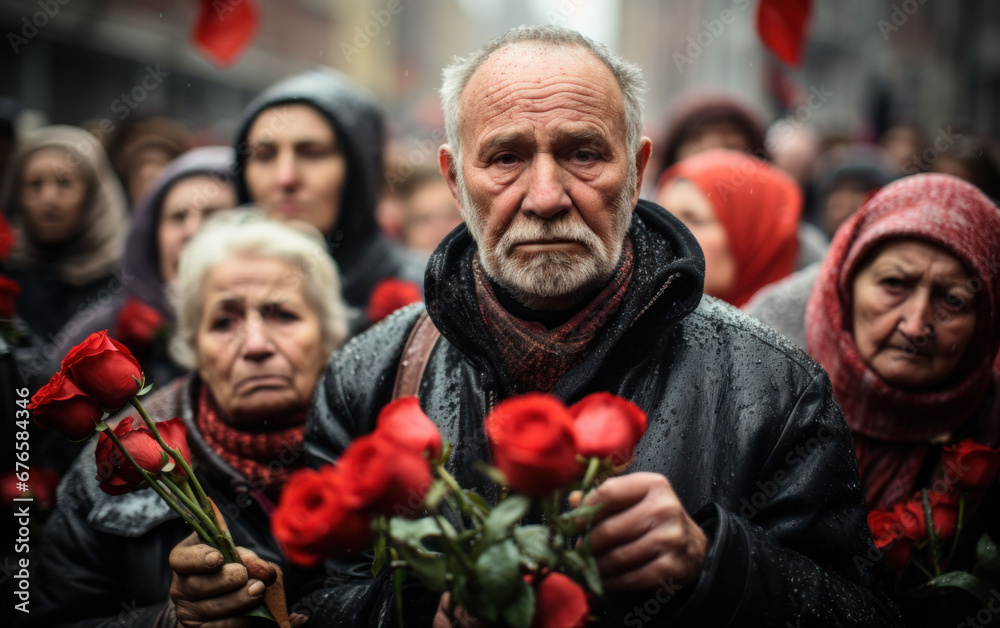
[31,209,345,627]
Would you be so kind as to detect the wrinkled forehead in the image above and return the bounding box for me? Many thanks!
[459,42,626,137]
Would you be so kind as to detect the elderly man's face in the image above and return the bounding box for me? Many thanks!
[442,43,650,308]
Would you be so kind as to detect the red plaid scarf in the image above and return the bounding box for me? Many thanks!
[195,385,308,497]
[474,240,633,392]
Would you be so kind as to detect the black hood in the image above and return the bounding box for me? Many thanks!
[423,198,707,398]
[233,68,385,269]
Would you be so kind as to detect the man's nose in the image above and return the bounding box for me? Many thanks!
[898,293,935,339]
[522,155,571,219]
[275,151,299,189]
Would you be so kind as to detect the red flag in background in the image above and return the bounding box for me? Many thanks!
[192,0,259,66]
[756,0,813,67]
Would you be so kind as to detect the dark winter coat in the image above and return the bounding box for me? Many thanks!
[29,376,309,627]
[299,200,903,626]
[233,69,424,334]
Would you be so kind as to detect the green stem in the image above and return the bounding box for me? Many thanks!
[159,476,237,562]
[911,557,935,580]
[945,494,966,570]
[581,456,602,494]
[921,489,942,577]
[131,397,222,531]
[429,507,475,575]
[104,428,213,543]
[392,549,406,628]
[435,464,486,523]
[443,495,467,534]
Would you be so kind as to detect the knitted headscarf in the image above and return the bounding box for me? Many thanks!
[657,149,801,307]
[1,126,128,286]
[806,173,1000,509]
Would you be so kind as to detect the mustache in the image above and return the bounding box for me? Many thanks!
[496,219,600,253]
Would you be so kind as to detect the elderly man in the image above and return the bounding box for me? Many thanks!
[169,25,900,627]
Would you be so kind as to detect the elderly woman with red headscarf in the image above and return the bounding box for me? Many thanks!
[805,173,1000,626]
[655,149,802,308]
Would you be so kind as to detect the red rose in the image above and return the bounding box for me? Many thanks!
[867,510,911,571]
[156,417,193,478]
[272,466,373,566]
[485,394,583,497]
[366,278,423,325]
[528,572,589,628]
[0,468,60,509]
[95,417,175,495]
[896,491,960,542]
[114,297,163,356]
[61,330,143,410]
[337,433,433,517]
[943,439,1000,492]
[28,371,104,441]
[374,396,442,459]
[0,212,15,262]
[570,393,647,466]
[0,275,20,319]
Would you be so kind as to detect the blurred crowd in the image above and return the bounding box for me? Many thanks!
[1,26,999,627]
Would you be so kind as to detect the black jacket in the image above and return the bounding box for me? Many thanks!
[233,69,423,334]
[29,377,310,627]
[300,200,902,626]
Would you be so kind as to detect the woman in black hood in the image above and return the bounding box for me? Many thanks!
[234,68,424,335]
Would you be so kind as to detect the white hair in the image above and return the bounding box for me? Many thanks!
[169,209,349,368]
[440,24,646,171]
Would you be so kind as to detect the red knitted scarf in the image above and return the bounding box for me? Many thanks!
[805,174,1000,510]
[195,385,308,497]
[474,239,633,393]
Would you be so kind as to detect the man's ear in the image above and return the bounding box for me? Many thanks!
[632,137,653,207]
[439,145,462,206]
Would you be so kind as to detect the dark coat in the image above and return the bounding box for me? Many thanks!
[299,200,902,626]
[29,377,307,627]
[233,69,424,334]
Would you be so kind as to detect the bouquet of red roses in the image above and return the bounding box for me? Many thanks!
[867,439,1000,621]
[28,330,278,623]
[272,391,647,628]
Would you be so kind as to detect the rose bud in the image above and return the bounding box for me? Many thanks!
[337,433,433,518]
[94,417,172,495]
[526,571,590,628]
[867,510,911,571]
[272,466,373,566]
[570,392,647,466]
[374,396,442,459]
[486,394,583,497]
[62,330,144,410]
[114,297,164,358]
[943,439,1000,492]
[29,372,105,441]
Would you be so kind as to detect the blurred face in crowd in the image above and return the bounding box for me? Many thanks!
[852,240,978,390]
[442,42,650,309]
[157,175,237,282]
[128,147,173,206]
[196,256,327,426]
[244,104,347,236]
[823,185,869,238]
[19,148,89,244]
[402,178,463,255]
[676,122,751,163]
[657,178,736,298]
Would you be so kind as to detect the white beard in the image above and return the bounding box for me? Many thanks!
[459,165,636,309]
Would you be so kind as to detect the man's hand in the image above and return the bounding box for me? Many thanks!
[571,472,708,591]
[168,532,277,627]
[432,592,484,628]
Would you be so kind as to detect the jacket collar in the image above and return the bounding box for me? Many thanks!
[423,199,706,399]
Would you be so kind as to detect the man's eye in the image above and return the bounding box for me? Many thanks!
[495,154,518,166]
[572,150,598,163]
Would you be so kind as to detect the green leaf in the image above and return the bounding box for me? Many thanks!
[559,503,603,524]
[514,525,559,568]
[476,540,521,605]
[476,461,508,486]
[500,579,535,628]
[975,533,1000,580]
[372,533,387,577]
[241,601,278,623]
[393,541,448,592]
[138,381,154,397]
[95,421,110,432]
[463,490,491,518]
[389,516,455,546]
[483,495,530,545]
[907,570,998,604]
[562,549,603,596]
